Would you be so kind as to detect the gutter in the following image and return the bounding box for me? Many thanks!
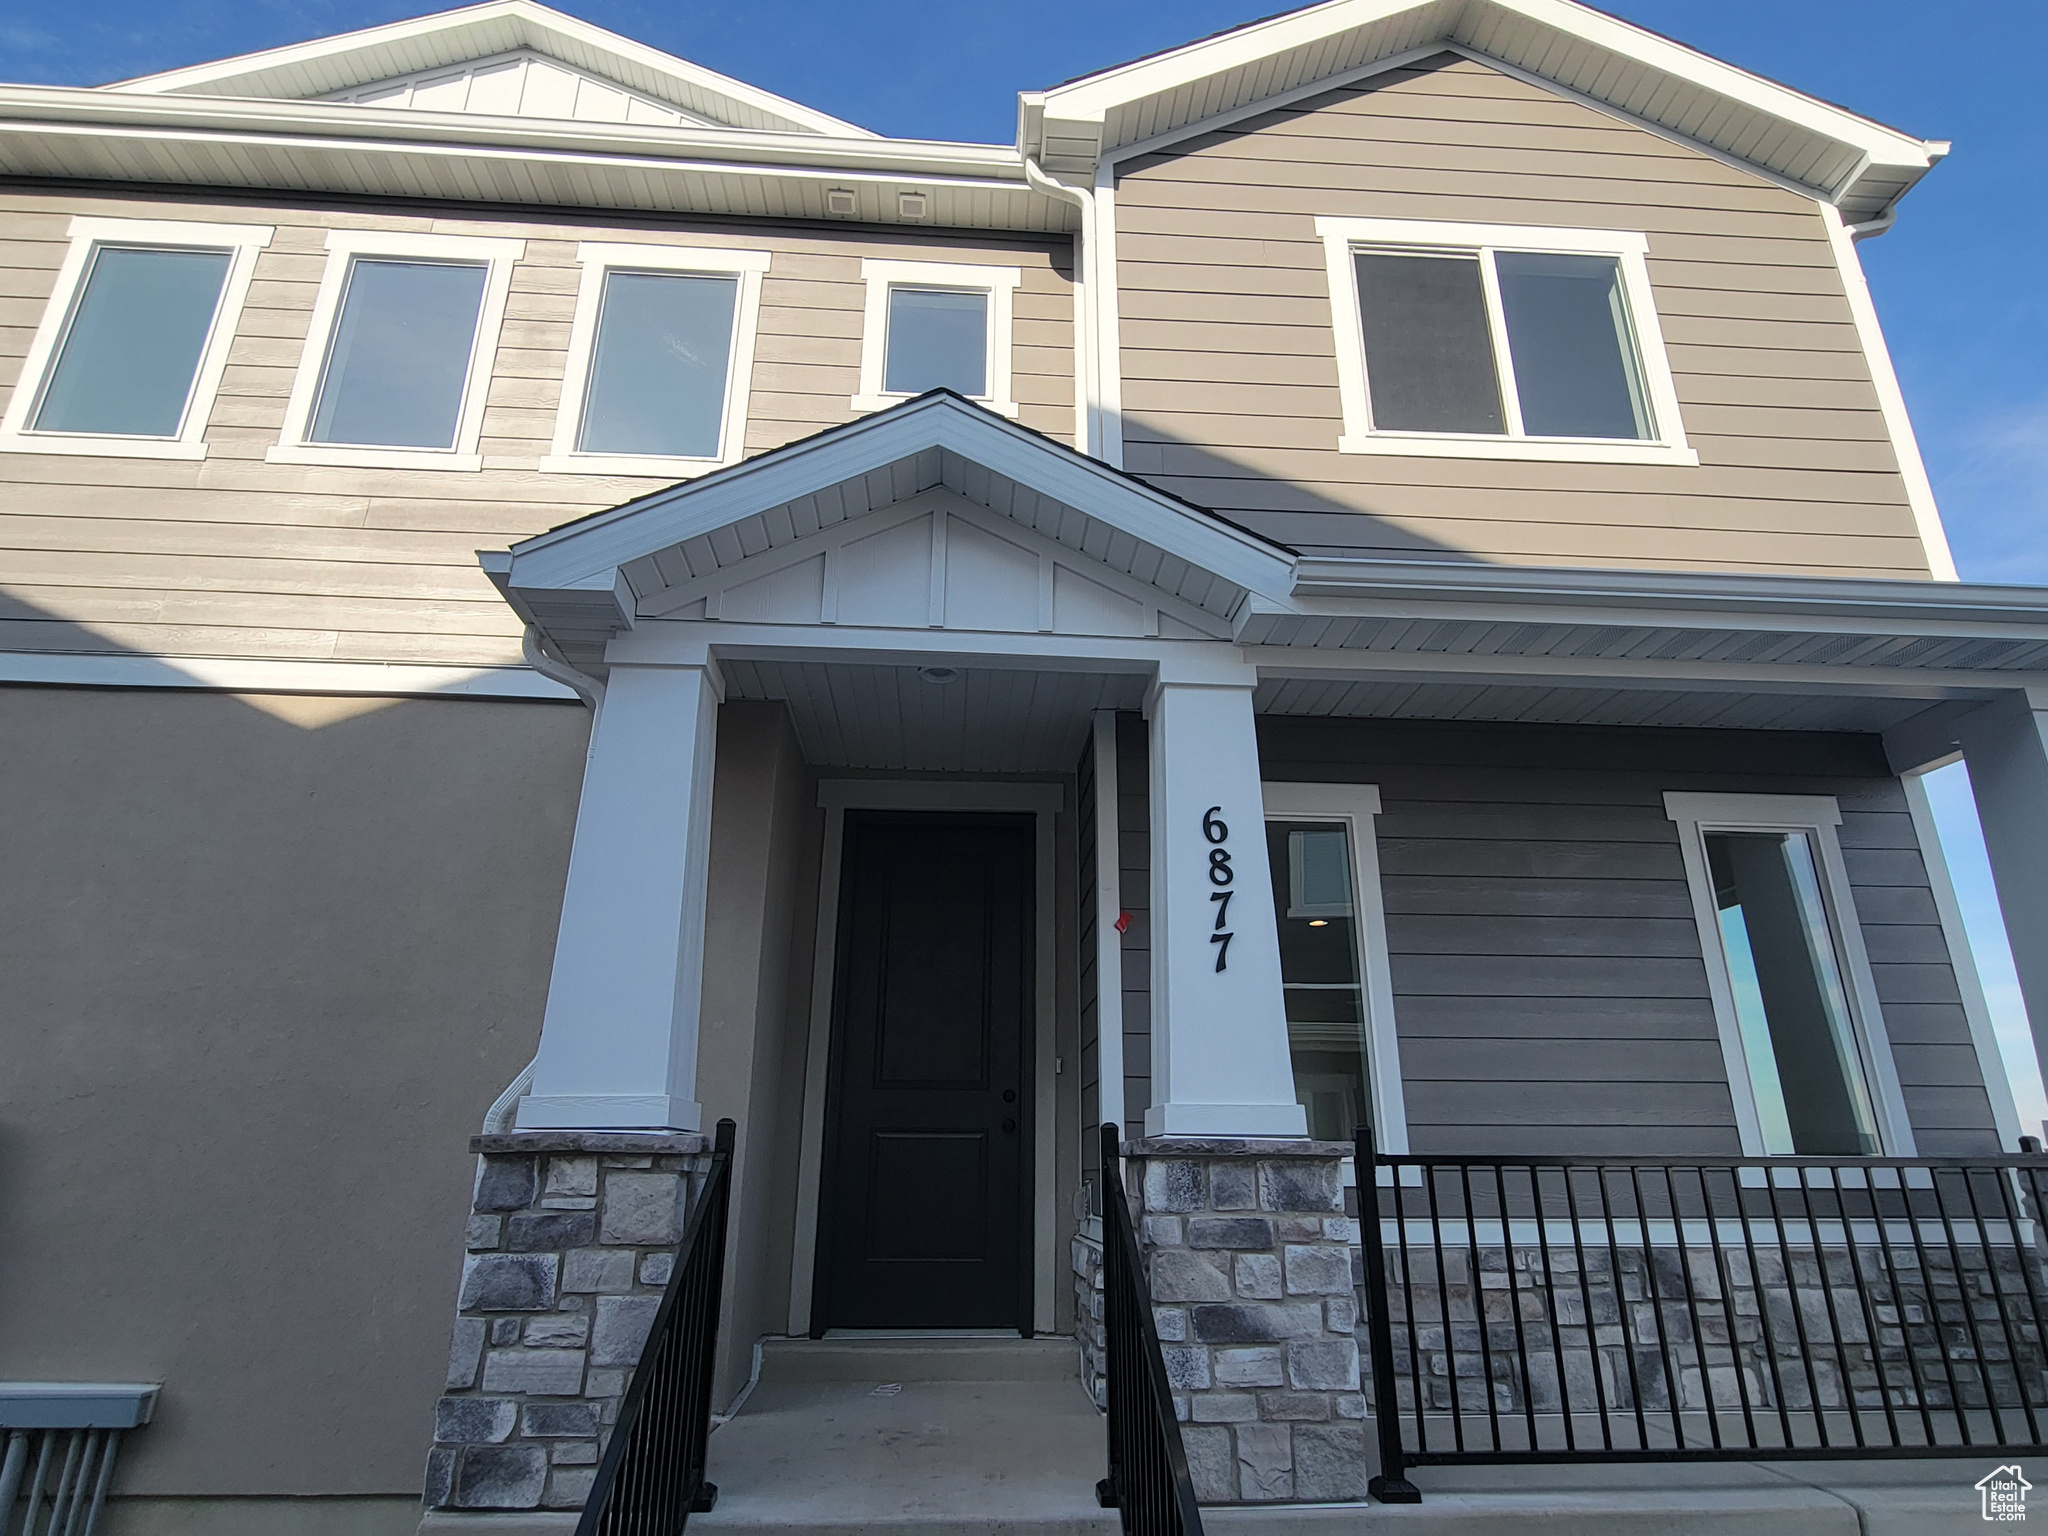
[1022,158,1098,457]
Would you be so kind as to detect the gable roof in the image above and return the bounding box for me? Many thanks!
[107,0,873,138]
[1021,0,1945,219]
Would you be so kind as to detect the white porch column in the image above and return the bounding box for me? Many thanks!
[516,661,722,1132]
[1957,687,2048,1091]
[1145,670,1308,1139]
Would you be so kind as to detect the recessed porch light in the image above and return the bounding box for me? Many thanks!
[918,666,959,685]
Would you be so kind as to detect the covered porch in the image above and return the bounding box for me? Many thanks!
[426,393,2048,1519]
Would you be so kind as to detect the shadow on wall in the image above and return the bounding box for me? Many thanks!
[0,601,590,1501]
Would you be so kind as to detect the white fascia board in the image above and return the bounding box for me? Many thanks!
[1037,0,1938,185]
[0,85,1012,180]
[106,0,876,139]
[1285,560,2048,632]
[506,396,1297,605]
[0,650,575,700]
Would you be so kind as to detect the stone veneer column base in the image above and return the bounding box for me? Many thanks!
[1121,1137,1364,1505]
[423,1131,713,1514]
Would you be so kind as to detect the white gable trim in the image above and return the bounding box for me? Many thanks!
[318,48,722,129]
[632,489,1233,642]
[504,395,1296,605]
[110,0,873,139]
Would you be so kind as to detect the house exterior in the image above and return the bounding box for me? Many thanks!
[3,0,2047,1530]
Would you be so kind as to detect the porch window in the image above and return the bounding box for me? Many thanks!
[1666,792,1908,1156]
[1314,215,1696,466]
[268,229,525,472]
[1262,784,1407,1150]
[852,258,1021,416]
[543,243,771,476]
[0,217,272,460]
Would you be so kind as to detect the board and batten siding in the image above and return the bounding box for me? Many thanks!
[1111,53,1932,579]
[0,187,1073,669]
[1253,716,1997,1157]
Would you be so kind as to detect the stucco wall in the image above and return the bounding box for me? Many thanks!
[0,684,587,1496]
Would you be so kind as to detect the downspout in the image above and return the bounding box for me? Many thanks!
[522,622,604,714]
[1023,156,1099,459]
[1845,206,1898,241]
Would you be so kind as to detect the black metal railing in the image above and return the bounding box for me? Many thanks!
[577,1118,736,1536]
[1357,1133,2048,1499]
[1097,1123,1206,1536]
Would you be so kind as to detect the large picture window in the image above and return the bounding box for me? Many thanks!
[542,242,769,477]
[1262,784,1406,1151]
[269,229,524,472]
[1316,215,1695,466]
[1666,792,1911,1156]
[0,217,273,460]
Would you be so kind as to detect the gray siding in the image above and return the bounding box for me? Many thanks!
[1257,717,2000,1156]
[1113,53,1932,579]
[0,186,1073,669]
[1116,711,1152,1131]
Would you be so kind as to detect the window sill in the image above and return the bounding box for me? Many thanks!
[1336,432,1699,467]
[0,432,208,461]
[265,442,483,472]
[536,452,736,479]
[851,391,1018,419]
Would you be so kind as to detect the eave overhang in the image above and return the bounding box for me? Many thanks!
[1021,0,1945,219]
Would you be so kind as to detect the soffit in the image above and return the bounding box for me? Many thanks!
[1026,0,1942,217]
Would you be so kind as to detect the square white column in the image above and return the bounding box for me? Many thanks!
[516,662,721,1132]
[1957,688,2048,1096]
[1145,675,1308,1139]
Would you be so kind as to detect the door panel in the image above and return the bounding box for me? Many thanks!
[816,812,1032,1332]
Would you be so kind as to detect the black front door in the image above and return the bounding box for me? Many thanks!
[814,811,1032,1333]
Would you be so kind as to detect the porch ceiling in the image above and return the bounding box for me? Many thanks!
[721,659,1146,772]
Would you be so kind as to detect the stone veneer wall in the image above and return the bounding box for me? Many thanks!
[423,1132,712,1513]
[1116,1138,1366,1503]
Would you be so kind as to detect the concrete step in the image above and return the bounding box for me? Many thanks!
[755,1333,1081,1386]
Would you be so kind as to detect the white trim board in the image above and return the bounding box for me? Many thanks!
[1262,781,1406,1152]
[1313,215,1695,467]
[540,241,770,478]
[850,258,1022,418]
[266,228,526,473]
[1663,790,1916,1158]
[0,651,575,700]
[1900,770,2023,1149]
[789,778,1066,1338]
[0,216,274,462]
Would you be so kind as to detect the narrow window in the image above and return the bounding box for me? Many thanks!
[1704,830,1881,1155]
[1495,252,1650,440]
[883,286,988,398]
[308,258,489,450]
[1267,821,1371,1142]
[33,246,232,437]
[576,270,740,459]
[1353,250,1503,435]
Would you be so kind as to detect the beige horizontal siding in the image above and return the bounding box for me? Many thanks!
[0,187,1073,667]
[1113,53,1929,577]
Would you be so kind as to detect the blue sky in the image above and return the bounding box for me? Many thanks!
[8,0,2045,1131]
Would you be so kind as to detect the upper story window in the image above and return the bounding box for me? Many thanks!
[268,230,524,472]
[1316,216,1696,467]
[853,259,1020,417]
[543,243,770,477]
[0,217,272,461]
[1665,793,1910,1156]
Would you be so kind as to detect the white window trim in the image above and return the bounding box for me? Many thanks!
[0,217,274,461]
[1663,791,1915,1157]
[1315,215,1697,467]
[539,242,771,478]
[266,229,525,473]
[851,258,1021,418]
[1263,782,1407,1153]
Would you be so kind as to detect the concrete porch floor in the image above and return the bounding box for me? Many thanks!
[423,1337,2013,1534]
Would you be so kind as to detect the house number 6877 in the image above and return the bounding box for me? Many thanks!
[1203,806,1233,972]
